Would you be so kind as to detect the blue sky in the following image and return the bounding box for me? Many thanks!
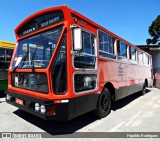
[0,0,160,45]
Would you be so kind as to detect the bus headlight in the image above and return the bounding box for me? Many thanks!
[6,94,12,101]
[6,94,14,101]
[35,103,40,111]
[40,105,46,114]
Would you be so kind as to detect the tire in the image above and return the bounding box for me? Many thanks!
[93,88,111,118]
[141,83,146,95]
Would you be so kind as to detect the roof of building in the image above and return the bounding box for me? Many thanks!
[0,40,15,49]
[137,45,160,53]
[137,45,159,48]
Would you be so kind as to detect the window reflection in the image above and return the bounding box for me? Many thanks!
[74,30,96,69]
[12,26,63,69]
[98,30,115,59]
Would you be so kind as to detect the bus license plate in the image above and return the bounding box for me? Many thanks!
[16,98,24,106]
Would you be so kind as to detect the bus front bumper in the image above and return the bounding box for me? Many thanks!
[6,90,69,121]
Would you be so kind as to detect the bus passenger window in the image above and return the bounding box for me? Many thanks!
[138,51,143,64]
[143,53,149,66]
[118,41,127,61]
[117,40,120,55]
[149,57,152,66]
[129,47,136,61]
[83,32,92,54]
[98,30,116,59]
[73,30,96,69]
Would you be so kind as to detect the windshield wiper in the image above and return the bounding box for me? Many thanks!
[13,49,29,72]
[31,46,38,72]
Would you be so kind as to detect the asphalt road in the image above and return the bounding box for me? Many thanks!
[0,88,160,140]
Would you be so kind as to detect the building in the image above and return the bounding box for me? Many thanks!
[0,40,15,92]
[0,40,15,62]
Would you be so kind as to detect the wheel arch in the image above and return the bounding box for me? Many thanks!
[103,82,116,103]
[145,79,148,87]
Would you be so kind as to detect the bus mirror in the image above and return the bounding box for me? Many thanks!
[73,28,82,50]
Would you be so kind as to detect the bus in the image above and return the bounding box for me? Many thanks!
[0,41,14,94]
[6,6,153,121]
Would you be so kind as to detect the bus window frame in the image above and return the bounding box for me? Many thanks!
[98,29,116,60]
[72,26,97,71]
[51,33,68,95]
[117,40,129,62]
[12,25,64,70]
[129,46,137,64]
[73,71,98,95]
[137,50,144,65]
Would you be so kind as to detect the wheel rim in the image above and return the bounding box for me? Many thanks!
[101,95,110,111]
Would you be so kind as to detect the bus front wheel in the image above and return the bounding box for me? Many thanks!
[93,88,111,118]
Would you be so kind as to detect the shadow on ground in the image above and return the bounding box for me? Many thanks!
[13,109,97,135]
[13,89,151,135]
[0,90,6,98]
[111,89,150,111]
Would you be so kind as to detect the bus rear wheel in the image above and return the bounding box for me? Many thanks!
[141,83,146,95]
[93,88,111,118]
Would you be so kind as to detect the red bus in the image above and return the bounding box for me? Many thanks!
[6,6,153,121]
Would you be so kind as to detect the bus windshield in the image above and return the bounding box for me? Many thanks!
[12,25,63,69]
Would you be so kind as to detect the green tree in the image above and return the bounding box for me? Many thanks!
[146,15,160,46]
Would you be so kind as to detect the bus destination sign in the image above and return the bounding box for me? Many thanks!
[18,11,64,37]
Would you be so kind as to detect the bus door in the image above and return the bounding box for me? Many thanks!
[72,27,98,94]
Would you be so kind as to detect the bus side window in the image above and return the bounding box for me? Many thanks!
[143,53,149,66]
[98,30,116,59]
[74,30,96,69]
[129,46,137,64]
[117,40,120,55]
[118,41,128,61]
[149,57,152,66]
[138,51,143,65]
[129,47,136,61]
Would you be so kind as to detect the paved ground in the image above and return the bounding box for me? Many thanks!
[0,88,160,140]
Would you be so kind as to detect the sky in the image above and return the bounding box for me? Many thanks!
[0,0,160,45]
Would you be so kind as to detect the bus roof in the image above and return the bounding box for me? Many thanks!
[0,40,15,49]
[69,7,151,56]
[14,5,151,56]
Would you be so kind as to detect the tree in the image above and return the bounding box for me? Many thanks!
[146,15,160,46]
